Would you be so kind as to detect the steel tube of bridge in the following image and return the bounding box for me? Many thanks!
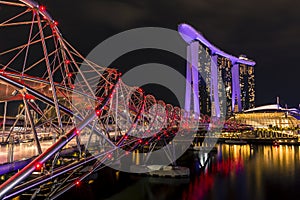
[0,73,116,148]
[22,95,42,154]
[0,85,113,199]
[3,148,116,200]
[0,129,76,199]
[231,63,242,112]
[36,14,63,129]
[0,97,111,199]
[0,74,73,116]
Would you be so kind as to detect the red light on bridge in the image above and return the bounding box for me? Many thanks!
[96,110,101,116]
[124,135,128,140]
[25,94,35,100]
[54,21,58,26]
[67,73,72,77]
[138,139,142,144]
[75,129,80,135]
[107,153,112,159]
[35,162,42,170]
[39,5,46,11]
[65,60,70,64]
[75,180,81,186]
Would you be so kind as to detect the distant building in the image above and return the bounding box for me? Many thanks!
[229,104,300,136]
[195,42,256,116]
[178,23,256,117]
[239,63,255,111]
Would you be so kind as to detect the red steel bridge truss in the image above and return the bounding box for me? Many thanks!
[0,1,201,199]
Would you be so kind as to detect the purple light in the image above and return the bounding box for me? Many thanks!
[184,45,192,118]
[39,5,46,11]
[231,63,241,112]
[178,23,256,66]
[184,41,200,119]
[179,23,255,116]
[191,42,200,118]
[210,55,221,117]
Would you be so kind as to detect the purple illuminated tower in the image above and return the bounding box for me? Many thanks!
[231,62,242,112]
[184,41,200,119]
[178,23,256,116]
[210,54,221,117]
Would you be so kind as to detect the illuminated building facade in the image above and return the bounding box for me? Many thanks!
[217,57,233,114]
[239,63,255,111]
[229,104,300,136]
[197,44,211,116]
[178,23,256,117]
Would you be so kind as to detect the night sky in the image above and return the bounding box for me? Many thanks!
[39,0,300,108]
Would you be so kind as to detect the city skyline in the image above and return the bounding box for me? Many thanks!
[38,0,300,108]
[180,23,256,118]
[1,1,300,199]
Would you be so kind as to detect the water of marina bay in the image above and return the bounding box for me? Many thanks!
[57,144,300,200]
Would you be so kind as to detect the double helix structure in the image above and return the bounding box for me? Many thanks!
[0,1,199,199]
[0,0,258,199]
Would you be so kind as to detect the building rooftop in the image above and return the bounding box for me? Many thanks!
[243,104,300,120]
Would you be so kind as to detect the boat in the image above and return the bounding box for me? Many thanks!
[21,138,34,143]
[193,146,217,153]
[224,139,247,145]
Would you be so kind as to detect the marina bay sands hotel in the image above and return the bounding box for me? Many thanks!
[178,24,256,118]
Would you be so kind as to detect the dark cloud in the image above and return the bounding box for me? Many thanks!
[39,0,300,107]
[80,1,148,28]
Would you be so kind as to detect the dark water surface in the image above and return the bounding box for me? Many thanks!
[60,144,300,200]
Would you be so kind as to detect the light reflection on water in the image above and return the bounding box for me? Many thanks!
[0,141,54,163]
[0,134,98,164]
[52,144,300,200]
[183,144,300,200]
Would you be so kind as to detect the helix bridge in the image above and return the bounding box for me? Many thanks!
[0,0,202,199]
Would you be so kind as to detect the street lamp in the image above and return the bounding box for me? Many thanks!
[18,104,24,114]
